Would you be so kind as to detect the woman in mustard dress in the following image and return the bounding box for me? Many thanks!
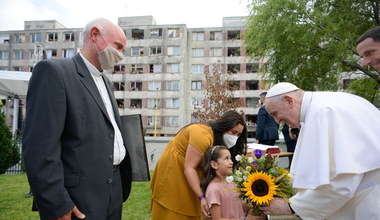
[150,111,247,220]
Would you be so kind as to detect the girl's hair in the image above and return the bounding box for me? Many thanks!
[208,111,247,166]
[201,145,228,192]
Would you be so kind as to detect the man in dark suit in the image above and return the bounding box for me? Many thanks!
[255,92,279,145]
[22,18,132,220]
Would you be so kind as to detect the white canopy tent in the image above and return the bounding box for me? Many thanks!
[0,70,31,136]
[0,70,31,99]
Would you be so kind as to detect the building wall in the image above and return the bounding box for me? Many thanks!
[0,16,265,137]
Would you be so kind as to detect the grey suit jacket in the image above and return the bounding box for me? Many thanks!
[22,54,132,220]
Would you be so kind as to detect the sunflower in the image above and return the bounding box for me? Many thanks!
[243,171,278,205]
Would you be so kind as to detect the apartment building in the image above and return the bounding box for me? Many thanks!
[0,16,266,137]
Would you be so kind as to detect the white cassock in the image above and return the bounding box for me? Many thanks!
[289,92,380,220]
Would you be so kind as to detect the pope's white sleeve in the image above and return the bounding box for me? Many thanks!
[290,173,363,219]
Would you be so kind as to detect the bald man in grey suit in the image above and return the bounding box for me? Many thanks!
[22,18,132,220]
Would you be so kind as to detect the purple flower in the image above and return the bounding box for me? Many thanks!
[254,149,263,159]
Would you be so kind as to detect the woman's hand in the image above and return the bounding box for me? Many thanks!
[200,197,211,219]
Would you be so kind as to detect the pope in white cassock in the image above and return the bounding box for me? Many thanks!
[259,82,380,220]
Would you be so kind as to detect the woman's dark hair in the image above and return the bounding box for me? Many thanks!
[200,145,228,192]
[208,111,247,166]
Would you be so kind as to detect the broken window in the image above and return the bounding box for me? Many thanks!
[246,63,259,73]
[227,30,240,40]
[227,64,240,73]
[64,32,75,41]
[0,34,10,44]
[130,99,142,108]
[246,80,259,90]
[150,28,162,38]
[210,31,223,40]
[113,82,125,91]
[47,33,58,42]
[227,47,240,56]
[168,28,180,38]
[132,29,144,39]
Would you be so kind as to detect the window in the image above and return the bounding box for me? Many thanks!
[192,98,203,108]
[168,28,180,38]
[166,81,179,91]
[210,31,223,40]
[47,33,58,42]
[149,64,162,73]
[14,50,24,60]
[116,99,124,108]
[166,116,179,127]
[229,81,240,90]
[246,80,259,90]
[192,32,204,41]
[246,97,259,107]
[63,49,75,58]
[148,116,161,127]
[130,82,142,91]
[0,51,9,60]
[150,46,162,55]
[131,47,144,56]
[228,30,240,40]
[132,29,144,39]
[191,65,204,74]
[167,46,180,56]
[150,28,162,38]
[210,47,223,57]
[191,81,202,90]
[192,48,204,57]
[148,99,162,108]
[148,81,162,90]
[131,64,143,74]
[246,63,259,73]
[13,66,23,71]
[0,67,9,70]
[130,99,142,108]
[31,33,42,43]
[64,32,75,41]
[45,49,57,59]
[167,63,180,73]
[227,64,240,73]
[113,65,126,74]
[0,34,9,43]
[228,47,240,56]
[166,99,180,108]
[14,34,25,43]
[113,82,125,91]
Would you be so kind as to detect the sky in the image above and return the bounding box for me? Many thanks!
[0,0,250,31]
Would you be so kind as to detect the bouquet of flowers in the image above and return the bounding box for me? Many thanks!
[227,149,295,216]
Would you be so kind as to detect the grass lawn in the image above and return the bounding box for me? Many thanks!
[0,174,151,220]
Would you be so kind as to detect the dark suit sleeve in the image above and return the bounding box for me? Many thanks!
[22,60,74,219]
[255,107,266,140]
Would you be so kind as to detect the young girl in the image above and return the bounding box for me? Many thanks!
[201,145,258,220]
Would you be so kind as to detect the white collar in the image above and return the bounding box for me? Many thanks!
[300,92,313,124]
[79,52,102,77]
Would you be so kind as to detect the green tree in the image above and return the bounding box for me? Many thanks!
[0,110,20,174]
[346,78,380,106]
[192,63,242,122]
[245,0,380,92]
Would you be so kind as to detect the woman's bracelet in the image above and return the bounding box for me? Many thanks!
[198,195,206,200]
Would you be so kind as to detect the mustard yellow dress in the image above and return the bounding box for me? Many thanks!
[150,123,213,220]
